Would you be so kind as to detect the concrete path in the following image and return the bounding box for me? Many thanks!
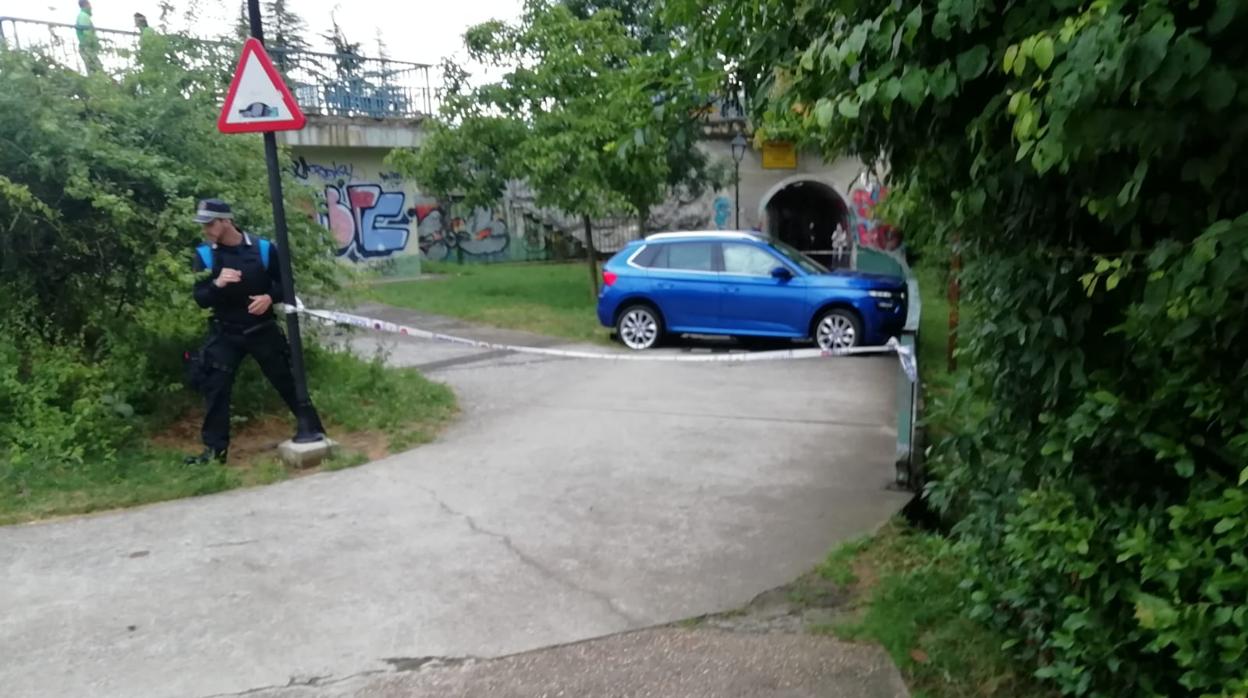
[254,629,910,698]
[0,306,911,698]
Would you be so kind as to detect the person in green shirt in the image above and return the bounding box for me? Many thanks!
[134,12,153,35]
[75,0,102,74]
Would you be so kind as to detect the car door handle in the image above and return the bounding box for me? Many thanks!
[657,282,674,289]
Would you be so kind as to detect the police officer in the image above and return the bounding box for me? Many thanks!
[186,199,324,464]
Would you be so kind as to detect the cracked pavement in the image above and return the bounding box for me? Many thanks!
[415,484,639,625]
[0,309,911,697]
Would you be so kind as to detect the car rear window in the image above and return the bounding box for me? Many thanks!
[632,244,661,267]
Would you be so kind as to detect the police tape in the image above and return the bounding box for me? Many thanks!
[282,302,918,381]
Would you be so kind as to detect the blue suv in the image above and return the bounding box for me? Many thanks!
[597,232,907,351]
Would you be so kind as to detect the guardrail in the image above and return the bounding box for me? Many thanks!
[0,16,435,118]
[855,244,923,489]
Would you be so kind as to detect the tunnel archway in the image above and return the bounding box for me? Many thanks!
[759,178,851,269]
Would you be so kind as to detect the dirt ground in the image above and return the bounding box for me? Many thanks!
[150,410,394,473]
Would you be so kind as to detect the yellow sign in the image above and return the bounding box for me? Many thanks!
[761,141,798,169]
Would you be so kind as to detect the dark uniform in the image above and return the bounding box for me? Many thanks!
[189,204,323,462]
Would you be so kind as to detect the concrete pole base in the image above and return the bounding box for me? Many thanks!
[278,438,338,469]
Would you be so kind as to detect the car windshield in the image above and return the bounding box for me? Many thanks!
[769,240,829,274]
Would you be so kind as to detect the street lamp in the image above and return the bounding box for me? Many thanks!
[730,133,748,230]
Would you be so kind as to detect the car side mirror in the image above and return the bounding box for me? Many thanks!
[771,266,793,281]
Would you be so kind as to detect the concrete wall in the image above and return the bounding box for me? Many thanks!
[280,116,426,150]
[647,135,867,234]
[280,116,878,271]
[717,138,864,230]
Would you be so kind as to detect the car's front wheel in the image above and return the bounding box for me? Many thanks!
[814,308,861,351]
[616,304,663,350]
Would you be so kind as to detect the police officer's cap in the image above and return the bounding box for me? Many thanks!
[194,199,234,224]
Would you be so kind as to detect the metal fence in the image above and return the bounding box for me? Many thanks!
[0,16,435,118]
[273,48,435,118]
[509,212,643,263]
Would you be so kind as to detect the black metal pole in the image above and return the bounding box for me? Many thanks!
[733,162,741,230]
[249,0,323,442]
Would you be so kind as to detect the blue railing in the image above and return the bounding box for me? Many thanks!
[0,16,435,118]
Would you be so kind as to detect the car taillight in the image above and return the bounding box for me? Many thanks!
[603,270,618,286]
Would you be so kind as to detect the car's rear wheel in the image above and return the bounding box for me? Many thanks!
[617,305,662,350]
[815,308,861,351]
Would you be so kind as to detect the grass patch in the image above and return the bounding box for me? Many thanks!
[818,521,1055,698]
[307,345,457,448]
[817,536,871,586]
[0,346,455,526]
[369,261,608,343]
[323,450,371,472]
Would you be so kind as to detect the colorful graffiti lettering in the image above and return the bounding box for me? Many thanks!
[290,155,411,260]
[290,154,511,261]
[412,201,510,261]
[712,195,732,230]
[850,184,902,251]
[321,183,411,260]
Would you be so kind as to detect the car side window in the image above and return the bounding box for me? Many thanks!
[722,243,781,276]
[654,242,714,272]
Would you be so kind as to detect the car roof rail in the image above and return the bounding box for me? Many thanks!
[644,230,765,241]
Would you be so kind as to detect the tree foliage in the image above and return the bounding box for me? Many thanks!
[389,0,721,230]
[322,16,365,77]
[564,0,668,51]
[0,37,337,472]
[264,0,314,72]
[679,0,1248,695]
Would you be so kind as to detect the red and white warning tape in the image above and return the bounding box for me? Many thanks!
[283,302,917,381]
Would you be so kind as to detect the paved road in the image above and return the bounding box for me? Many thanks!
[0,308,910,698]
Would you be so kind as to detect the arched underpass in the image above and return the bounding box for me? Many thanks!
[762,179,852,269]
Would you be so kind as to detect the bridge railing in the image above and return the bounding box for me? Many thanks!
[271,47,435,119]
[0,16,436,119]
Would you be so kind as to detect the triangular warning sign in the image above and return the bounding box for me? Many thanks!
[218,38,306,133]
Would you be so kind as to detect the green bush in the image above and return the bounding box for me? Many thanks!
[679,0,1248,694]
[826,525,1055,698]
[0,332,132,470]
[940,218,1248,697]
[0,38,338,470]
[0,331,457,524]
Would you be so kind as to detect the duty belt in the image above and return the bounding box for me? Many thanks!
[210,317,276,336]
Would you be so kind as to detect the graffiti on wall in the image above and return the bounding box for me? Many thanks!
[291,156,410,260]
[291,155,512,261]
[321,183,411,259]
[291,156,354,181]
[712,195,732,230]
[411,201,510,261]
[850,183,902,251]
